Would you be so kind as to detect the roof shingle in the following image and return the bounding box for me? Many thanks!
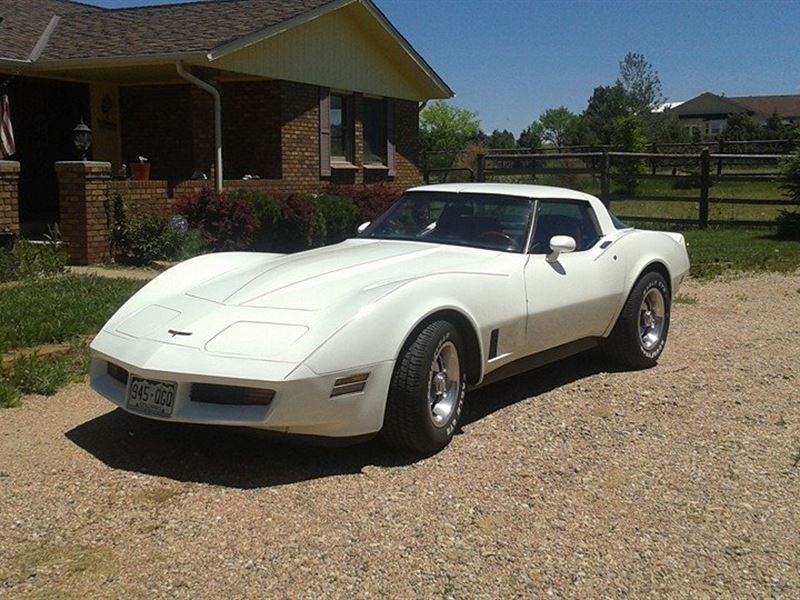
[729,95,800,119]
[0,0,336,62]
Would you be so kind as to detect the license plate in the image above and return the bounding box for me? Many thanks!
[126,377,176,417]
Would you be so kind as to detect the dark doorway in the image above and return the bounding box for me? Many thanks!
[7,76,90,237]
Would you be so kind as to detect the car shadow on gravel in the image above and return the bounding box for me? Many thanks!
[66,351,616,489]
[462,350,617,426]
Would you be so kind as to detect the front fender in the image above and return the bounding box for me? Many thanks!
[302,272,520,381]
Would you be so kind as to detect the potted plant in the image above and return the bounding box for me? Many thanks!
[130,156,151,181]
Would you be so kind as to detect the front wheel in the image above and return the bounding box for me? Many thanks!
[381,320,466,454]
[605,271,671,369]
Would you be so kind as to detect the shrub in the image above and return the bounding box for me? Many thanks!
[776,210,800,241]
[779,149,800,202]
[107,192,205,265]
[176,229,209,261]
[176,187,259,251]
[269,193,325,253]
[327,183,401,223]
[0,381,20,408]
[314,194,358,244]
[229,189,282,252]
[0,231,66,283]
[114,214,183,266]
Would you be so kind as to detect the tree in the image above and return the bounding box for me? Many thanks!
[722,113,761,141]
[617,52,664,115]
[517,121,544,150]
[779,148,800,201]
[642,110,690,145]
[763,111,796,140]
[583,84,631,144]
[609,115,646,193]
[419,101,481,169]
[486,129,516,149]
[538,107,581,148]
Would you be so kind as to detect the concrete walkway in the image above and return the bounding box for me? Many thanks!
[67,265,160,280]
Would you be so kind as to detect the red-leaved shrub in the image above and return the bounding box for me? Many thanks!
[326,184,402,222]
[175,187,259,251]
[269,193,325,252]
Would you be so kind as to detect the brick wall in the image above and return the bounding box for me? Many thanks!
[0,161,20,236]
[222,80,281,180]
[119,78,421,191]
[391,99,421,190]
[120,84,192,180]
[278,80,323,191]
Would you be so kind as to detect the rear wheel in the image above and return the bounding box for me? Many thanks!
[382,320,466,454]
[605,271,670,369]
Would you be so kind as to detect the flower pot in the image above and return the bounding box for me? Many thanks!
[130,162,151,181]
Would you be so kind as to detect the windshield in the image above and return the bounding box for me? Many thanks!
[361,192,534,253]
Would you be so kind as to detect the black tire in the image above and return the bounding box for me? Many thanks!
[605,271,671,369]
[382,320,466,454]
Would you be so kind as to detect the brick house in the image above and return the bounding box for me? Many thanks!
[0,0,453,251]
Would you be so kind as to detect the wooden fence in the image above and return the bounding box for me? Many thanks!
[425,149,797,229]
[484,138,799,157]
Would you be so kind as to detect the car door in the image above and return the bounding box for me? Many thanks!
[523,199,626,353]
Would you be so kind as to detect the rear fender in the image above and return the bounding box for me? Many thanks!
[602,231,689,337]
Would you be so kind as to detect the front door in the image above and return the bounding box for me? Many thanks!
[8,76,90,236]
[524,200,626,353]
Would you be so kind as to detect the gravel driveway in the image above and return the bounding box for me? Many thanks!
[1,272,798,598]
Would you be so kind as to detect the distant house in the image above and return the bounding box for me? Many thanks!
[671,92,800,140]
[0,0,452,231]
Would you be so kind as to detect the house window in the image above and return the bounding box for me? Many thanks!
[330,93,353,162]
[363,97,386,164]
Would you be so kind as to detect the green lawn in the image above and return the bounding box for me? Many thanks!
[0,275,144,354]
[682,229,800,278]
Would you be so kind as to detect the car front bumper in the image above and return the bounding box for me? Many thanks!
[89,330,395,438]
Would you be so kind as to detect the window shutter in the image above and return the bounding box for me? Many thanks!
[319,87,331,177]
[386,99,396,176]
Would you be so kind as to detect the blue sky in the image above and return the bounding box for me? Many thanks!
[89,0,800,135]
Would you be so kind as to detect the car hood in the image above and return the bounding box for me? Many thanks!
[104,239,508,367]
[184,238,502,310]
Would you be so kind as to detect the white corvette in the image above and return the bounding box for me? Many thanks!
[90,183,689,454]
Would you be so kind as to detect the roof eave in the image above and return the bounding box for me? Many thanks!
[0,57,31,70]
[26,51,209,71]
[358,0,453,98]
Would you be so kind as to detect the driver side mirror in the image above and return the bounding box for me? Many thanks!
[547,235,576,263]
[357,221,371,234]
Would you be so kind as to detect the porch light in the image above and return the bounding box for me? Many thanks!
[73,118,92,161]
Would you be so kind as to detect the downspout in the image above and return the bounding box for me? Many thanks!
[176,60,223,192]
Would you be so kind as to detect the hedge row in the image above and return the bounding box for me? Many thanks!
[176,184,402,254]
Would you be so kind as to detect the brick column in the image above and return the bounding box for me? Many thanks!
[56,161,112,265]
[352,93,364,185]
[0,161,20,236]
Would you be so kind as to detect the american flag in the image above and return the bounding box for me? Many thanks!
[0,94,16,158]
